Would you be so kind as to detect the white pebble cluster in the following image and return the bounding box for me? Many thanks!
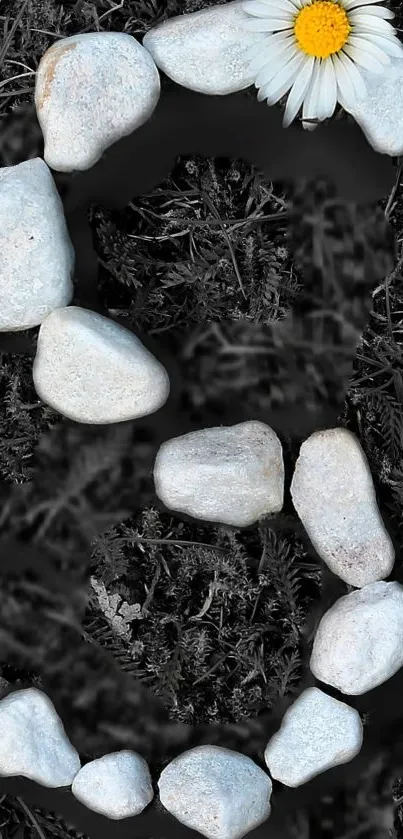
[0,13,400,839]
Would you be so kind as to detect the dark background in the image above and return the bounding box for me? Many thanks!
[0,1,403,838]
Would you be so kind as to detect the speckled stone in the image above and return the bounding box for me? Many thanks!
[32,306,170,424]
[264,687,363,787]
[310,581,403,695]
[0,688,81,787]
[35,32,161,172]
[158,745,272,839]
[142,1,263,95]
[290,428,394,588]
[343,56,403,156]
[153,420,284,527]
[71,750,154,819]
[0,157,74,331]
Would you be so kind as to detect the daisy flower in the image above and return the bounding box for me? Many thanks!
[241,0,403,129]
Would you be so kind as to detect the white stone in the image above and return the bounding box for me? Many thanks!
[71,750,154,819]
[158,745,272,839]
[35,32,161,172]
[343,57,403,157]
[32,306,170,424]
[153,420,284,527]
[290,428,394,588]
[264,687,363,787]
[310,580,403,695]
[142,1,262,96]
[0,158,74,331]
[0,688,81,787]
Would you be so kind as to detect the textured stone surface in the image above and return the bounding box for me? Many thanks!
[344,57,403,156]
[153,420,284,526]
[264,687,363,787]
[71,750,154,819]
[0,688,81,787]
[290,427,394,588]
[143,1,262,95]
[32,306,170,424]
[0,157,74,331]
[35,32,161,172]
[158,745,272,839]
[310,581,403,695]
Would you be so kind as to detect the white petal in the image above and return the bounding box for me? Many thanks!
[244,37,271,63]
[274,0,304,8]
[338,49,368,97]
[342,0,387,9]
[264,51,306,104]
[242,0,294,19]
[257,86,268,101]
[349,4,395,18]
[360,32,403,57]
[347,34,391,64]
[245,29,292,55]
[242,0,299,12]
[243,17,294,31]
[268,0,304,8]
[348,15,397,34]
[255,40,298,86]
[247,33,295,71]
[283,55,315,126]
[332,52,359,108]
[316,57,338,119]
[302,60,323,128]
[343,41,387,72]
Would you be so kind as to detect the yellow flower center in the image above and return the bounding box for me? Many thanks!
[293,0,351,59]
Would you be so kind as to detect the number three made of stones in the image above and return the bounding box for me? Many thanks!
[0,23,400,839]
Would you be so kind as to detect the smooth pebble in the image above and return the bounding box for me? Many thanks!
[158,744,272,839]
[310,581,403,694]
[33,306,170,424]
[35,32,161,172]
[344,56,403,156]
[290,427,395,588]
[71,750,154,819]
[0,158,74,331]
[153,420,284,527]
[0,688,81,787]
[143,1,262,95]
[264,687,363,787]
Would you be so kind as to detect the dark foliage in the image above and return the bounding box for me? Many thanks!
[0,82,402,839]
[0,1,403,836]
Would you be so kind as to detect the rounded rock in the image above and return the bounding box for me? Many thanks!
[0,688,81,787]
[310,580,403,694]
[0,158,74,331]
[71,750,154,819]
[142,1,263,95]
[290,427,395,588]
[153,420,284,527]
[35,32,161,172]
[158,744,272,839]
[32,306,170,424]
[264,687,363,787]
[343,56,403,157]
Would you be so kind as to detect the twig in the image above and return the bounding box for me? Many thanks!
[142,561,161,613]
[384,158,402,220]
[0,0,30,70]
[0,70,36,91]
[15,797,47,839]
[202,192,246,299]
[133,537,229,552]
